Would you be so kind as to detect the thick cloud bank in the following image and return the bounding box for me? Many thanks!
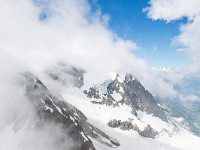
[0,0,179,99]
[144,0,200,74]
[0,0,199,149]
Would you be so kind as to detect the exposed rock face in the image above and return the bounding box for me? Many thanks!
[107,119,134,130]
[122,74,167,121]
[107,119,158,138]
[46,63,85,88]
[83,88,101,99]
[139,125,158,139]
[84,74,167,122]
[22,72,120,150]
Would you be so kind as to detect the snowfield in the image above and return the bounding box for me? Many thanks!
[61,86,200,150]
[1,72,200,150]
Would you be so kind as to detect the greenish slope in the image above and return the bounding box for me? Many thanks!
[164,102,200,136]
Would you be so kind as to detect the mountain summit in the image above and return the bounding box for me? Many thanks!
[1,64,200,150]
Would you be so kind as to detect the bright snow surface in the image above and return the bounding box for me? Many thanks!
[1,72,200,150]
[61,86,200,150]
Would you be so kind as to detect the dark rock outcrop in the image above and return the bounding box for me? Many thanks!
[122,74,167,121]
[107,119,158,138]
[22,72,120,150]
[46,63,85,88]
[84,74,167,122]
[107,119,133,130]
[83,88,101,99]
[139,125,158,139]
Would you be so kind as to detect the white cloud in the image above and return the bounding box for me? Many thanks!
[144,0,200,21]
[0,0,139,73]
[145,0,200,74]
[144,0,200,101]
[0,0,179,100]
[179,94,199,101]
[0,0,198,149]
[173,15,200,73]
[153,46,157,52]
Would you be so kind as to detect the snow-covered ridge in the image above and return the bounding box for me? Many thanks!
[62,84,200,150]
[1,65,200,150]
[45,64,200,150]
[83,73,167,122]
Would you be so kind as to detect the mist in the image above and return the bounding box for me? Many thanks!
[0,0,181,98]
[0,0,199,149]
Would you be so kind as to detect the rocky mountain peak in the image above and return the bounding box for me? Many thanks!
[21,72,120,150]
[84,73,167,122]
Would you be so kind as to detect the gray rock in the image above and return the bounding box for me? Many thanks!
[46,63,85,88]
[139,125,158,139]
[84,74,167,122]
[122,74,167,121]
[107,119,157,139]
[84,87,101,99]
[107,119,133,130]
[22,72,120,149]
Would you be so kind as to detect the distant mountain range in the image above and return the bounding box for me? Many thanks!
[1,63,200,150]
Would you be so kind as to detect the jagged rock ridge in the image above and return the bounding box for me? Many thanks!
[22,72,120,150]
[107,119,158,138]
[46,63,85,88]
[84,74,167,122]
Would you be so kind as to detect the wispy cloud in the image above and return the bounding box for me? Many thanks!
[0,0,180,100]
[153,46,157,52]
[0,0,199,149]
[144,0,200,74]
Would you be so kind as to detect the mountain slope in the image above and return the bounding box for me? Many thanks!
[1,64,200,150]
[84,74,167,122]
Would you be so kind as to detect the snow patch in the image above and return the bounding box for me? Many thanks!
[173,117,184,123]
[119,86,124,93]
[80,131,89,142]
[111,92,122,102]
[116,74,125,83]
[46,95,68,118]
[44,105,53,113]
[137,110,170,132]
[60,84,200,150]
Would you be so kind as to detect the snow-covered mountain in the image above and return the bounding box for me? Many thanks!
[1,63,200,150]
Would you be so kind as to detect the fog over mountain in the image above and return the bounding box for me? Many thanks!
[0,0,200,150]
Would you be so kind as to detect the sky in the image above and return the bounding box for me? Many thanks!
[0,1,200,149]
[32,0,200,75]
[89,0,190,69]
[0,0,199,103]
